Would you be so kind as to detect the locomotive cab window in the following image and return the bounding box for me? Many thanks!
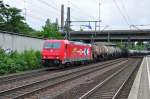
[44,42,61,49]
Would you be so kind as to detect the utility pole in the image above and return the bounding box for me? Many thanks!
[99,0,101,31]
[107,32,110,42]
[127,35,131,48]
[95,21,97,37]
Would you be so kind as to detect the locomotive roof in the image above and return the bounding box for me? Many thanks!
[70,41,91,46]
[94,42,116,46]
[45,39,91,46]
[45,39,69,44]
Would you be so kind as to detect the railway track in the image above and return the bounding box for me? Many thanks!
[0,68,51,85]
[78,58,141,99]
[0,58,122,85]
[0,58,127,99]
[113,58,142,99]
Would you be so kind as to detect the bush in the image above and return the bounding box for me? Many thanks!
[0,49,42,75]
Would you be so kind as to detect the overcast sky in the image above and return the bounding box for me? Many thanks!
[3,0,150,31]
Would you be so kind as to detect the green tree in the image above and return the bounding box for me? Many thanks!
[0,1,34,34]
[135,41,145,50]
[40,18,62,39]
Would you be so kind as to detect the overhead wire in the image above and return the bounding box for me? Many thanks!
[20,0,61,21]
[50,0,60,8]
[20,0,100,30]
[38,0,77,20]
[25,9,58,21]
[135,24,150,26]
[113,0,144,31]
[119,0,140,30]
[37,0,59,12]
[37,0,62,17]
[70,6,93,20]
[25,0,78,30]
[130,24,150,31]
[120,0,132,24]
[69,2,96,20]
[27,14,44,21]
[67,1,100,30]
[130,25,143,31]
[112,0,130,27]
[27,0,92,23]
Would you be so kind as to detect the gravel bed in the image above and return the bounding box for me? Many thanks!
[27,59,129,99]
[0,59,123,93]
[86,58,141,99]
[115,58,142,99]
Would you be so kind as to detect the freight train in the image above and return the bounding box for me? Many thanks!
[128,50,150,56]
[41,40,124,67]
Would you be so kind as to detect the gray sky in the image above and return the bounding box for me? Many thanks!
[3,0,150,31]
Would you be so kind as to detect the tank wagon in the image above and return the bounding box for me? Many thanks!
[41,40,123,67]
[92,42,122,61]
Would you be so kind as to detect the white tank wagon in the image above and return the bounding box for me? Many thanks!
[115,47,122,56]
[107,46,115,56]
[92,45,107,61]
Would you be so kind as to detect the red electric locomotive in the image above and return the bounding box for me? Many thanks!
[42,40,92,67]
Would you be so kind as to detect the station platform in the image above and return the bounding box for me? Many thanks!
[128,56,150,99]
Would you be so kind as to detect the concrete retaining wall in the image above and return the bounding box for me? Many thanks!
[0,31,44,52]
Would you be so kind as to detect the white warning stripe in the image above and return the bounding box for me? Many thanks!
[146,56,150,90]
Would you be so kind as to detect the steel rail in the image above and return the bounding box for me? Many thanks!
[0,59,127,98]
[0,58,122,85]
[78,59,139,99]
[112,59,141,99]
[0,68,51,85]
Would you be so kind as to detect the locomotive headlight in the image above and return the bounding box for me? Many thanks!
[43,56,46,58]
[56,57,59,59]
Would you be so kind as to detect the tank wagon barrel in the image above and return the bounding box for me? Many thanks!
[92,43,123,61]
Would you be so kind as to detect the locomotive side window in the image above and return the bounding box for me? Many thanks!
[44,42,61,49]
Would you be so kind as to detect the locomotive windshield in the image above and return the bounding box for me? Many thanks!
[44,42,61,49]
